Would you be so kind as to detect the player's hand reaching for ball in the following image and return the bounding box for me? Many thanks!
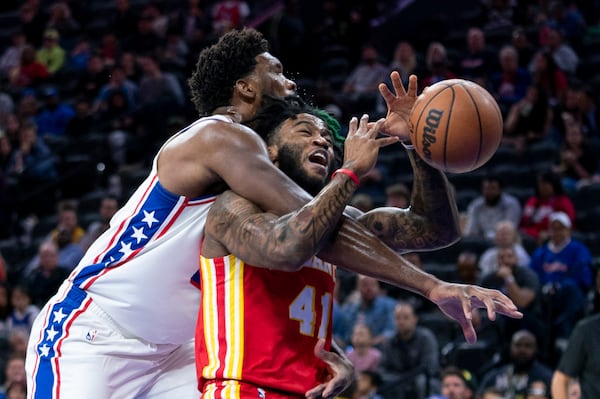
[305,340,354,399]
[341,114,398,178]
[376,72,418,141]
[427,282,523,344]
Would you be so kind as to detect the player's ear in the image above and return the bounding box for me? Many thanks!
[267,145,278,165]
[235,78,257,101]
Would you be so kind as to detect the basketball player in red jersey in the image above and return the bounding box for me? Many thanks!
[198,98,390,399]
[196,96,519,399]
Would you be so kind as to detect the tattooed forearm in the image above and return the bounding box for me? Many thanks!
[209,175,358,271]
[358,149,460,251]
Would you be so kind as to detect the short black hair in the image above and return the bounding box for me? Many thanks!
[359,370,382,388]
[483,173,504,188]
[188,28,269,116]
[538,169,564,195]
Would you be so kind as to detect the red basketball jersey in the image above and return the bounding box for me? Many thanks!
[196,254,336,396]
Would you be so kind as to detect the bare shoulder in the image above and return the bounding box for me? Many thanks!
[158,118,268,197]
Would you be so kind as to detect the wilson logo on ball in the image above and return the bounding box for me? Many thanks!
[421,108,444,161]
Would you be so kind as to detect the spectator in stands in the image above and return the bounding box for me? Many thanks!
[434,366,474,399]
[388,41,419,87]
[511,27,535,69]
[551,80,585,141]
[98,33,118,68]
[173,0,213,46]
[346,323,382,377]
[75,54,110,102]
[546,1,586,49]
[529,211,593,340]
[64,98,93,139]
[6,121,57,218]
[529,49,568,107]
[160,28,189,73]
[0,31,27,81]
[45,2,81,47]
[376,41,421,114]
[422,42,457,89]
[520,170,575,243]
[503,84,553,152]
[0,354,26,399]
[137,53,184,108]
[552,118,598,194]
[6,285,38,336]
[140,3,169,39]
[477,330,553,399]
[354,370,384,399]
[66,35,92,73]
[545,26,579,75]
[489,45,532,116]
[479,220,531,276]
[340,45,388,116]
[481,0,514,30]
[111,0,138,38]
[551,311,600,399]
[122,14,162,55]
[2,113,20,147]
[341,275,397,347]
[463,174,522,241]
[8,45,49,88]
[480,246,544,350]
[34,86,75,139]
[135,53,185,160]
[93,64,138,115]
[384,183,410,208]
[5,381,26,399]
[0,93,14,129]
[579,85,600,139]
[80,194,119,251]
[378,301,440,399]
[458,27,498,86]
[211,0,251,34]
[456,251,482,286]
[18,2,47,48]
[22,241,70,307]
[35,29,66,75]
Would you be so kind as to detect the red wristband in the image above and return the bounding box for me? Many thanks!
[331,168,360,186]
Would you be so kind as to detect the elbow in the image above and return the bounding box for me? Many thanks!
[268,244,316,272]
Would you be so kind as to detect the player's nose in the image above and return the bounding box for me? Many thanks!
[285,77,297,92]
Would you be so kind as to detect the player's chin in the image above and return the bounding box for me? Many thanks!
[306,162,328,177]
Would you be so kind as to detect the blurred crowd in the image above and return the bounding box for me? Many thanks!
[0,0,599,398]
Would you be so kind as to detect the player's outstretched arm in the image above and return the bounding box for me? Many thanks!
[202,116,397,269]
[550,370,570,399]
[357,148,461,252]
[159,88,521,344]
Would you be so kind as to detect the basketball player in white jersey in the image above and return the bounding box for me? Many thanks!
[26,28,521,398]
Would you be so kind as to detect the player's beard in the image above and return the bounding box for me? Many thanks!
[277,144,326,197]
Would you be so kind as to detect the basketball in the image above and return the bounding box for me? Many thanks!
[409,79,503,173]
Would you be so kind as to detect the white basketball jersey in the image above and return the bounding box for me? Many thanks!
[55,115,232,344]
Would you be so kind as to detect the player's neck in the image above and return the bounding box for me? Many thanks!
[213,106,242,123]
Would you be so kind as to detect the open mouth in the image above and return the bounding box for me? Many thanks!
[309,150,328,167]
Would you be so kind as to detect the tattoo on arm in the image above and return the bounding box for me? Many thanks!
[358,151,460,251]
[208,177,358,270]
